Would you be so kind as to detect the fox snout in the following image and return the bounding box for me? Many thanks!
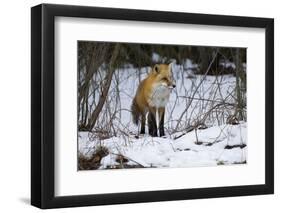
[162,82,176,89]
[168,83,176,89]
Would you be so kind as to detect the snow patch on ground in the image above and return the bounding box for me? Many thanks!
[79,122,247,169]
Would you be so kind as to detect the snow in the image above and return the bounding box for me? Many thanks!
[219,60,236,69]
[152,52,162,62]
[183,58,199,71]
[78,57,247,170]
[152,52,167,63]
[79,122,246,169]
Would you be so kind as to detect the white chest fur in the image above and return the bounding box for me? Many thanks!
[149,84,171,108]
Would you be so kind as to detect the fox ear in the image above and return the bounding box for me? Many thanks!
[154,64,160,73]
[168,62,173,71]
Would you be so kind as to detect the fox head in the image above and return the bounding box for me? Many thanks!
[152,63,176,89]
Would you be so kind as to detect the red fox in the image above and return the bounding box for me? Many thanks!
[131,63,175,137]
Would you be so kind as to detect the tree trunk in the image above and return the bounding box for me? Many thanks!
[235,49,244,121]
[198,47,209,74]
[78,47,104,107]
[87,44,121,130]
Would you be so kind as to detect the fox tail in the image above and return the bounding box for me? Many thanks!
[131,97,141,125]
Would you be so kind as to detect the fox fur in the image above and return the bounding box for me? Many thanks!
[131,63,175,137]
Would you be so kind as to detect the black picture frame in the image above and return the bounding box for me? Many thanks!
[31,3,274,209]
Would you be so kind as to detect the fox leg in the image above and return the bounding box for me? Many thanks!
[158,107,165,137]
[148,107,158,137]
[140,113,146,134]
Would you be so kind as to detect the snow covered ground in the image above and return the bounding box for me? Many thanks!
[79,122,246,169]
[78,57,247,170]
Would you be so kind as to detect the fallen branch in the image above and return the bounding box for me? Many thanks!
[110,152,145,168]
